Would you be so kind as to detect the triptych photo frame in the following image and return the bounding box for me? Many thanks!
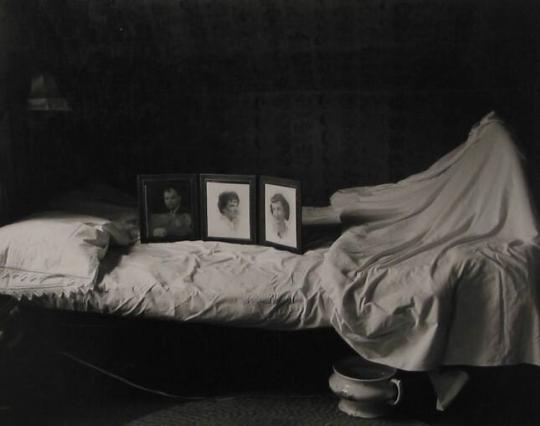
[138,173,302,252]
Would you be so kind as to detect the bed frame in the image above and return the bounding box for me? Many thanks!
[6,300,354,396]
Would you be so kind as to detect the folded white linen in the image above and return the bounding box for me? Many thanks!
[302,206,341,226]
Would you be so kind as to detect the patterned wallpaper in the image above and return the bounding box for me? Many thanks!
[1,0,539,214]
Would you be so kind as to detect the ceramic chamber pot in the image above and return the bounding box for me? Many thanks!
[328,355,402,419]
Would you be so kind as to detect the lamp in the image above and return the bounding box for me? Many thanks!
[27,73,70,112]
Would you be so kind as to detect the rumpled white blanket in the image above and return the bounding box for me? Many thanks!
[323,112,540,370]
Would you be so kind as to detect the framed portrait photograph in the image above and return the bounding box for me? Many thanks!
[200,174,257,243]
[138,174,199,243]
[259,176,302,253]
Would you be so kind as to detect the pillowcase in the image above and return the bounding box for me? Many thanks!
[0,212,129,297]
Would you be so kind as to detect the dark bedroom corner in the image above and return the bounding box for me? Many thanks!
[1,0,540,425]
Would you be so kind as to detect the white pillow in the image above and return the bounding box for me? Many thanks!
[302,206,341,226]
[0,212,127,297]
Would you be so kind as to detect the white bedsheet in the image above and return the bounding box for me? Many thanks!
[34,241,331,329]
[323,112,540,370]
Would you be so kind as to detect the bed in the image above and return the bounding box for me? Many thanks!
[1,112,539,377]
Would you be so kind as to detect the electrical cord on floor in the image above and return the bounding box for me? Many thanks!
[57,351,325,401]
[58,351,207,400]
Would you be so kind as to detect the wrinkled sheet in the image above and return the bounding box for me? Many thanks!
[8,200,337,329]
[323,112,540,370]
[31,241,331,329]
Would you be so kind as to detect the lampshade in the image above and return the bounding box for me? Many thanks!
[27,73,70,112]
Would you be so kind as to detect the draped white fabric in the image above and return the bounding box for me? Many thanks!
[324,112,540,370]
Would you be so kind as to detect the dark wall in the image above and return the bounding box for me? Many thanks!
[2,0,540,212]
